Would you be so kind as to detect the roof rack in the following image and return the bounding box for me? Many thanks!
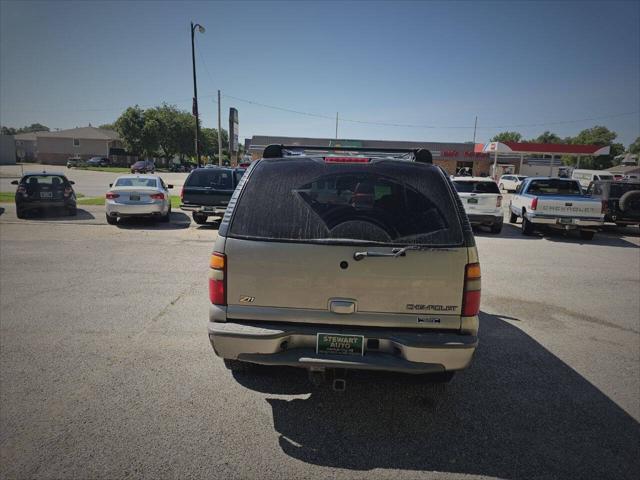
[262,144,433,164]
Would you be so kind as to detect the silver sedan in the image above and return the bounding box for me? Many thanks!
[105,175,173,225]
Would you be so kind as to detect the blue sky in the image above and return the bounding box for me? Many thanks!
[1,0,638,146]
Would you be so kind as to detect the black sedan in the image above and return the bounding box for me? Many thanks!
[130,160,155,174]
[12,172,77,218]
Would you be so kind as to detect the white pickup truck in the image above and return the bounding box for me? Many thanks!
[509,177,604,240]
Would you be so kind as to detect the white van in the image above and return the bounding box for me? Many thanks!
[571,169,614,189]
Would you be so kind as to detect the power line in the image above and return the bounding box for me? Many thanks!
[2,89,637,130]
[221,93,639,129]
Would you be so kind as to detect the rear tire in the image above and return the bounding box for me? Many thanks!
[193,212,207,225]
[16,208,26,219]
[490,222,503,234]
[160,205,171,223]
[67,207,77,216]
[509,211,518,223]
[223,359,251,372]
[522,215,534,235]
[579,230,595,240]
[106,214,117,225]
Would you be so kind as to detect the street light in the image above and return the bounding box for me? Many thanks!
[190,21,205,167]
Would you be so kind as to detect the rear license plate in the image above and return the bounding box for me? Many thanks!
[40,192,53,199]
[559,218,574,224]
[130,195,140,201]
[467,198,478,204]
[316,333,364,356]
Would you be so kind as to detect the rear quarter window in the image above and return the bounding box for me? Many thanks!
[227,159,463,246]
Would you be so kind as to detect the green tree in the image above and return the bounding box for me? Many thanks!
[200,127,229,159]
[564,126,624,169]
[114,106,146,155]
[19,123,49,133]
[490,131,522,143]
[1,123,50,135]
[628,136,640,155]
[145,105,184,160]
[98,123,116,131]
[113,106,161,157]
[533,131,563,143]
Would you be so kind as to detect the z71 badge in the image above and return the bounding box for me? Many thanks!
[239,296,255,303]
[417,317,441,324]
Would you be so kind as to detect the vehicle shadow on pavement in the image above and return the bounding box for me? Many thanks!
[496,223,639,248]
[25,208,95,221]
[233,313,640,479]
[115,212,191,230]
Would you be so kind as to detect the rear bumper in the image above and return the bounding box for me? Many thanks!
[180,204,227,215]
[208,320,478,373]
[17,199,75,210]
[106,201,165,217]
[606,214,640,225]
[525,213,603,228]
[467,213,503,226]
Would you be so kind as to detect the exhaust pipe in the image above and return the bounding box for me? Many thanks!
[308,369,326,386]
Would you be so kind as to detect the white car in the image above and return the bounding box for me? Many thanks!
[452,177,503,233]
[498,175,527,192]
[105,174,173,225]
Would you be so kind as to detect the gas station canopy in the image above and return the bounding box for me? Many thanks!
[483,142,610,156]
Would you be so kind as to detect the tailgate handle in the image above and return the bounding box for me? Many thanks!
[329,300,356,314]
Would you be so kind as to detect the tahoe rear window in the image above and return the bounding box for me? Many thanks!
[453,180,500,194]
[228,158,463,246]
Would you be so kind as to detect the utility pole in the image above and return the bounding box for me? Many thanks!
[472,116,478,144]
[217,90,222,166]
[335,112,339,140]
[190,22,205,167]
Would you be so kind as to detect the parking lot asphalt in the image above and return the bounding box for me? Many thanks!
[1,203,639,479]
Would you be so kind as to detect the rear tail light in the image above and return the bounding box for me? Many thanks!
[324,157,371,163]
[150,193,165,200]
[105,192,119,199]
[209,252,226,305]
[496,196,503,208]
[17,185,26,195]
[601,200,608,214]
[531,197,538,210]
[64,186,73,197]
[462,263,481,316]
[180,186,184,200]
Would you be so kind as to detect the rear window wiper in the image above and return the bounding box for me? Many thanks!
[353,245,450,261]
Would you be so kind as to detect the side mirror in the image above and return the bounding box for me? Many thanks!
[109,183,113,187]
[167,184,174,189]
[68,180,75,185]
[11,180,19,185]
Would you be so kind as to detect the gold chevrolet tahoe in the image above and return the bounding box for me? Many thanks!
[207,145,480,388]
